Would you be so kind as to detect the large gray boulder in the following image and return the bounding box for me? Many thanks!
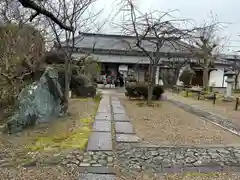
[4,67,64,134]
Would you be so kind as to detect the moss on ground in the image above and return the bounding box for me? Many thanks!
[28,117,94,152]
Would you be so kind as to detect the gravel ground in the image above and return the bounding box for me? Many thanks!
[117,172,240,180]
[120,97,240,146]
[166,92,240,127]
[0,166,80,180]
[0,98,98,180]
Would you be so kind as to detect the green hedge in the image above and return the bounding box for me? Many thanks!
[125,83,164,100]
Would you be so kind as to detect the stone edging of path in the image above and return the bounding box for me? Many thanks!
[167,96,240,137]
[117,142,240,174]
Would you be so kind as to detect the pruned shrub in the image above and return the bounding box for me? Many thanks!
[125,83,164,100]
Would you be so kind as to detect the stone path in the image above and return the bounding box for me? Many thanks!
[79,95,116,180]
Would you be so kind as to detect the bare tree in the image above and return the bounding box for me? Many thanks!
[161,56,190,87]
[119,0,193,104]
[43,0,102,112]
[187,22,223,89]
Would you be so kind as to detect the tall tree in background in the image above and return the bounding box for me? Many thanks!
[187,22,223,89]
[161,56,190,87]
[119,0,193,104]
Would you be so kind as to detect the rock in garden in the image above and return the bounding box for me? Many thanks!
[3,67,64,133]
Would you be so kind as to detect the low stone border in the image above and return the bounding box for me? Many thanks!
[116,143,240,174]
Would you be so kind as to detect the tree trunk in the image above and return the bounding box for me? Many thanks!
[63,56,72,113]
[202,66,209,90]
[147,63,154,105]
[147,82,154,104]
[152,64,157,86]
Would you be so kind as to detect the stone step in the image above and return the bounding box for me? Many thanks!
[115,121,134,134]
[92,120,111,132]
[87,132,112,151]
[116,134,140,143]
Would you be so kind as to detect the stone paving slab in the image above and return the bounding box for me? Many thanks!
[111,97,119,101]
[111,99,120,103]
[112,108,125,114]
[97,106,111,113]
[79,174,116,180]
[92,120,111,132]
[95,112,112,121]
[87,132,112,151]
[115,122,134,134]
[116,134,140,143]
[112,104,124,109]
[113,114,130,122]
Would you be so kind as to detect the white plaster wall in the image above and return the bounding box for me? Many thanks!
[176,67,184,86]
[237,74,240,89]
[209,66,226,87]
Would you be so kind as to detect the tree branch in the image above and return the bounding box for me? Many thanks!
[17,0,73,31]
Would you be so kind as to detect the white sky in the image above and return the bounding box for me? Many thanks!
[93,0,240,54]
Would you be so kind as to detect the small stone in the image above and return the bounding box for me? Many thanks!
[130,164,141,172]
[98,159,107,165]
[209,153,220,159]
[150,151,159,156]
[176,154,184,159]
[193,160,202,166]
[70,159,80,165]
[135,153,142,158]
[141,156,149,160]
[76,155,83,161]
[92,155,100,160]
[80,163,90,167]
[90,160,97,164]
[83,159,90,163]
[107,163,114,167]
[153,156,163,164]
[105,152,113,156]
[162,158,171,164]
[107,157,114,163]
[101,154,107,159]
[185,157,196,163]
[217,149,229,154]
[92,164,102,167]
[53,153,61,157]
[66,154,75,159]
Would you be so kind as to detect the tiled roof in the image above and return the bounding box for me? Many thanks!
[63,33,193,53]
